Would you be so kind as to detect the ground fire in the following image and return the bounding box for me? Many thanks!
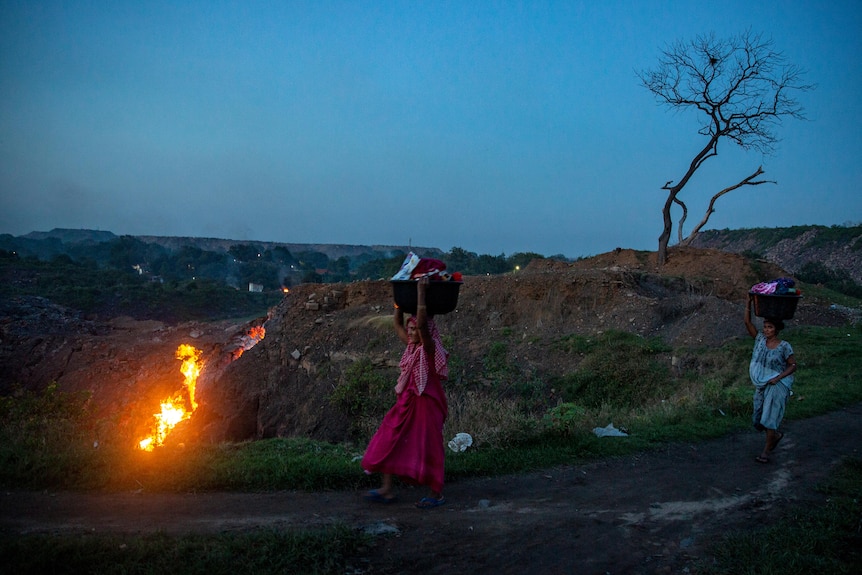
[232,325,266,359]
[137,344,202,451]
[136,326,266,451]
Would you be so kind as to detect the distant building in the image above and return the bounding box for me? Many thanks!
[248,283,264,293]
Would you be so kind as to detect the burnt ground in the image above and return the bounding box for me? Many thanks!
[3,402,861,574]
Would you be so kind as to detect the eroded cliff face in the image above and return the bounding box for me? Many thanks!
[2,248,856,448]
[691,227,862,284]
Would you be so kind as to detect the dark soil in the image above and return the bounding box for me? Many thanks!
[3,403,861,574]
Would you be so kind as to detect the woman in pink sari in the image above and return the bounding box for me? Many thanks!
[362,277,449,509]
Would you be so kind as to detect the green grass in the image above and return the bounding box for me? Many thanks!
[0,383,109,490]
[157,439,370,492]
[0,524,370,575]
[555,331,673,409]
[700,457,862,574]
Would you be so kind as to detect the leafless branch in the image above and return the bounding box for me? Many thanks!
[674,197,688,245]
[681,166,776,245]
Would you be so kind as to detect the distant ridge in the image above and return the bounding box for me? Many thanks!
[16,228,443,260]
[22,228,118,244]
[12,226,861,283]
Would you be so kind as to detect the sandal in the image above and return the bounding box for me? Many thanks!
[755,455,770,464]
[364,490,397,504]
[415,496,446,509]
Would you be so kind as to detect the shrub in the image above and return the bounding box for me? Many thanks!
[0,384,107,489]
[542,402,587,436]
[329,358,393,438]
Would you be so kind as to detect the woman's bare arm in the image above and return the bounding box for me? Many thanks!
[744,295,758,338]
[393,307,408,344]
[415,278,436,357]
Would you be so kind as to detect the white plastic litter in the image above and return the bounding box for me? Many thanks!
[592,423,628,438]
[448,432,473,452]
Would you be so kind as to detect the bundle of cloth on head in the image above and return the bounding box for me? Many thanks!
[392,252,448,280]
[750,277,799,295]
[410,257,446,279]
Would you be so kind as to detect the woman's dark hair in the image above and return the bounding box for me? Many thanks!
[764,317,785,333]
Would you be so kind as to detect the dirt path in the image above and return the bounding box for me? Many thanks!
[3,403,861,574]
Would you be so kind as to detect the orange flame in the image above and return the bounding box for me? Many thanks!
[176,344,201,411]
[231,326,266,360]
[138,344,202,451]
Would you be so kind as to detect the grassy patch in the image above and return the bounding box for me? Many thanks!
[0,383,110,490]
[700,457,862,574]
[111,439,368,493]
[555,331,673,409]
[0,524,370,575]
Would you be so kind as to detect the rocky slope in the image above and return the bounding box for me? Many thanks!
[690,225,862,283]
[3,247,858,449]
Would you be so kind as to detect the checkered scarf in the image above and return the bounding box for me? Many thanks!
[395,317,448,395]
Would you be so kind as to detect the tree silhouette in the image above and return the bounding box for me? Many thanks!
[639,31,814,265]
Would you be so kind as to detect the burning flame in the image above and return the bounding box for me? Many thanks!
[177,344,201,411]
[138,344,202,451]
[247,325,266,341]
[231,325,266,360]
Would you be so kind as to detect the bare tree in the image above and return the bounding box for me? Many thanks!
[638,31,813,265]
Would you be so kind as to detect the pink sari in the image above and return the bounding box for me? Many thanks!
[361,319,448,492]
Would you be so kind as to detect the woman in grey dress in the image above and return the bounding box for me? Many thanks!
[744,294,797,463]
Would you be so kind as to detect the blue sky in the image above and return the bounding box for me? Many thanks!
[1,1,859,258]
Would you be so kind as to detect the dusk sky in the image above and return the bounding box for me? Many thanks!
[1,1,860,258]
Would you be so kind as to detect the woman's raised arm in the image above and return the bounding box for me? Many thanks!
[744,294,758,338]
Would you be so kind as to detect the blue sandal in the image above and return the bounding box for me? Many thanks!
[364,490,397,504]
[415,496,446,509]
